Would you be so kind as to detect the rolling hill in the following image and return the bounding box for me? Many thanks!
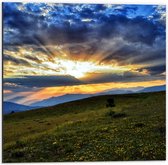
[3,91,166,162]
[138,85,166,93]
[30,94,92,107]
[3,102,38,114]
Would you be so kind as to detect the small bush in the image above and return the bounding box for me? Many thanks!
[112,113,127,118]
[106,110,115,117]
[134,123,145,128]
[15,140,25,148]
[106,111,127,119]
[27,127,32,129]
[64,144,74,153]
[106,98,115,108]
[156,126,165,134]
[38,121,45,123]
[11,149,25,158]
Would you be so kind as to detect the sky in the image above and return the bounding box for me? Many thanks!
[3,3,166,105]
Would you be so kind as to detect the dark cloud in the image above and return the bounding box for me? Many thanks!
[4,11,165,49]
[83,71,165,84]
[45,23,90,44]
[99,44,138,65]
[133,48,165,64]
[98,14,161,45]
[3,3,46,46]
[24,55,41,63]
[3,71,165,91]
[94,35,165,69]
[65,42,98,57]
[4,3,165,46]
[4,54,31,66]
[4,75,83,88]
[80,7,94,18]
[3,4,41,33]
[3,46,19,52]
[137,65,166,75]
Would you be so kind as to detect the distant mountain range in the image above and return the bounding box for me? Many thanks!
[30,94,92,107]
[99,89,133,95]
[137,85,166,93]
[101,85,165,95]
[3,102,38,115]
[3,85,165,114]
[30,85,166,107]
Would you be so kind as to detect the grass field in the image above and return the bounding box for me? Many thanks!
[3,91,166,162]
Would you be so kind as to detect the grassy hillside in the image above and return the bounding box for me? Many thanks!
[3,91,166,162]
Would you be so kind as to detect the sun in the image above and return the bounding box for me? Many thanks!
[66,68,85,78]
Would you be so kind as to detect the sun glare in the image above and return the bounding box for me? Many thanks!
[50,59,132,79]
[60,60,92,78]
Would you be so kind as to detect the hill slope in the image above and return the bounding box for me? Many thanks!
[3,102,37,114]
[3,91,166,162]
[138,85,166,93]
[30,94,92,107]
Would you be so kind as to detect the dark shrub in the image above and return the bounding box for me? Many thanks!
[11,150,24,158]
[106,111,127,119]
[112,113,127,118]
[15,140,25,148]
[158,127,166,134]
[134,123,145,128]
[106,110,115,117]
[27,127,32,129]
[106,98,115,108]
[38,121,44,123]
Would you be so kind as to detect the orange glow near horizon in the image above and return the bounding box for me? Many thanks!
[17,79,165,105]
[3,90,13,94]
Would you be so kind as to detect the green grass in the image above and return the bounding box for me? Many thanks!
[3,91,166,162]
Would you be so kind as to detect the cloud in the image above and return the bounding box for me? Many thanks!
[3,3,166,83]
[3,82,33,92]
[24,55,41,63]
[137,65,166,75]
[153,6,166,26]
[42,22,90,45]
[113,6,138,15]
[3,3,165,46]
[82,71,165,84]
[4,75,83,88]
[98,14,162,46]
[4,54,31,66]
[3,3,165,61]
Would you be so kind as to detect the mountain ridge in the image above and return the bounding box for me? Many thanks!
[29,84,166,107]
[30,93,92,107]
[3,102,38,114]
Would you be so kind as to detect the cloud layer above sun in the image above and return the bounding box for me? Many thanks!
[3,3,166,104]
